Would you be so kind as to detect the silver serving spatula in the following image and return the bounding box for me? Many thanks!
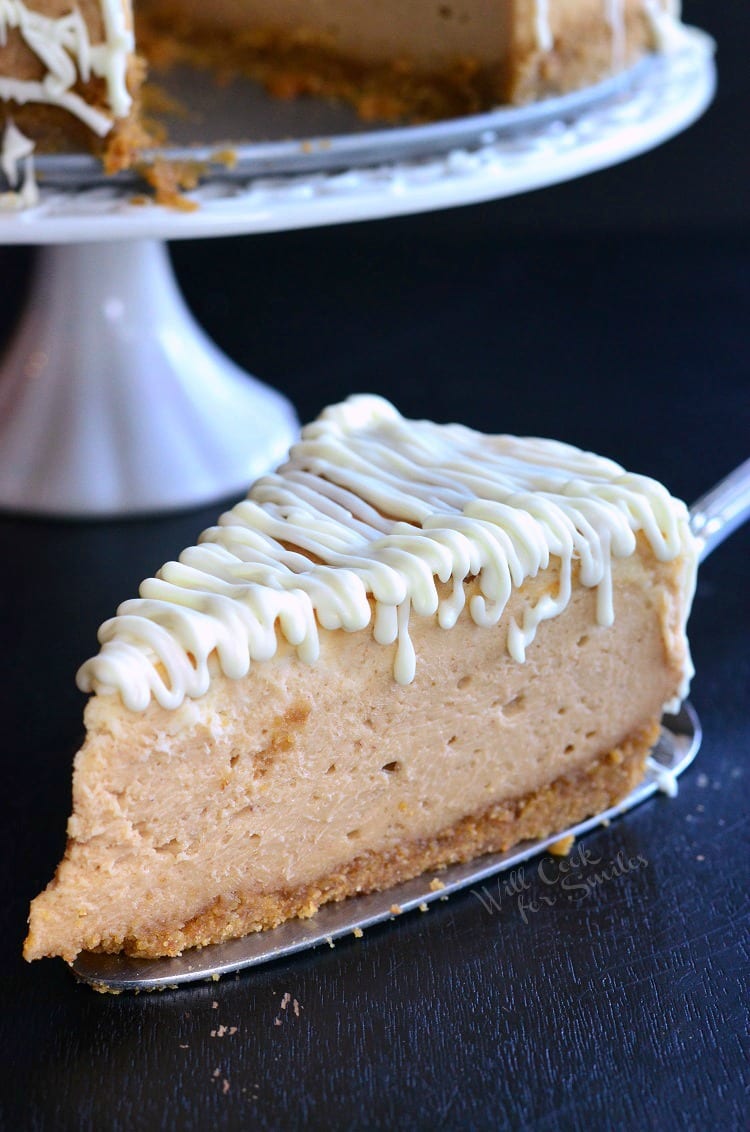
[72,460,750,991]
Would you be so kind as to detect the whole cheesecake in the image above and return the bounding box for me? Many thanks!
[0,0,683,173]
[25,396,698,964]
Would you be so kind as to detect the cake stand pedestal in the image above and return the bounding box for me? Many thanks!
[0,25,715,517]
[0,239,297,515]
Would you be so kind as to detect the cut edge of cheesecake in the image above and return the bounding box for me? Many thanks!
[0,0,683,175]
[24,396,698,964]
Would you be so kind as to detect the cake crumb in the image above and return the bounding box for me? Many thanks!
[696,772,709,788]
[210,147,238,170]
[352,927,363,939]
[212,1068,221,1078]
[419,903,429,913]
[325,936,335,948]
[390,904,402,915]
[138,158,202,211]
[293,999,301,1017]
[212,1001,219,1009]
[280,992,291,1011]
[222,1079,230,1095]
[179,1044,189,1049]
[273,1017,282,1027]
[549,834,575,857]
[429,878,445,892]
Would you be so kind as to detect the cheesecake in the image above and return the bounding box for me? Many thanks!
[24,395,698,963]
[0,1,683,174]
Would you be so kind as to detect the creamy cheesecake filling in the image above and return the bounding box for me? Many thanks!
[141,0,514,67]
[77,395,698,713]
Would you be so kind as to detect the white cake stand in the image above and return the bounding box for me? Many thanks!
[0,26,715,516]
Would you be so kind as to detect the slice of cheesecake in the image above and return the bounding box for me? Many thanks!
[25,396,697,963]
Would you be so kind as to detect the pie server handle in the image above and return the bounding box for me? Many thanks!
[690,457,750,562]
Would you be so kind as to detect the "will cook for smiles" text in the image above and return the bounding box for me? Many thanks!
[472,845,649,923]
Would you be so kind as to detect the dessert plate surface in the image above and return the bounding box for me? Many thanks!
[71,703,700,992]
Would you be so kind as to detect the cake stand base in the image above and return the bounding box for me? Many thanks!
[0,240,299,516]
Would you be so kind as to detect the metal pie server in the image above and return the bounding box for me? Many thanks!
[72,460,750,991]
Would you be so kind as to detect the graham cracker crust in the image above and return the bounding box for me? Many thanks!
[106,720,657,960]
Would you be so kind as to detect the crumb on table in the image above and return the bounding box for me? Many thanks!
[548,834,575,857]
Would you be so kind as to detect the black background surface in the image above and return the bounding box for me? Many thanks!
[0,3,748,1129]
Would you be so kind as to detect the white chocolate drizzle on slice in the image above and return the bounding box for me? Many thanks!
[0,0,133,135]
[77,396,696,712]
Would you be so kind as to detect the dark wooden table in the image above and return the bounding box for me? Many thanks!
[1,5,748,1129]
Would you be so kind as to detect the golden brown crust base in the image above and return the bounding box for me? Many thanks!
[104,721,656,959]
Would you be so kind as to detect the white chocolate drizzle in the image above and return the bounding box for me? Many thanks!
[77,396,696,713]
[0,117,37,207]
[605,0,626,72]
[0,0,133,136]
[641,0,686,53]
[533,0,553,53]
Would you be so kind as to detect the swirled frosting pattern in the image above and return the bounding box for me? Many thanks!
[77,396,695,711]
